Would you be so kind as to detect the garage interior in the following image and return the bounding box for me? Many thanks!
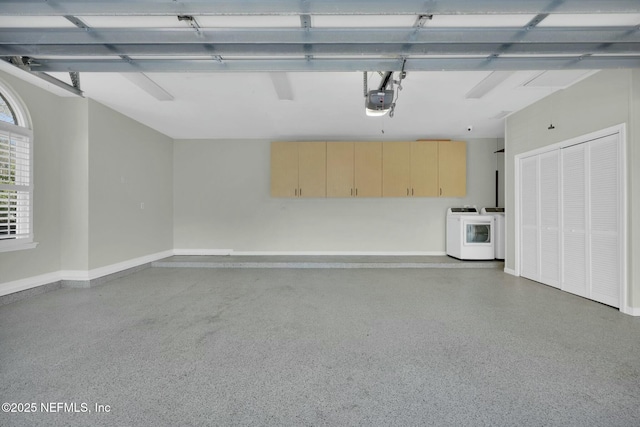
[1,1,640,425]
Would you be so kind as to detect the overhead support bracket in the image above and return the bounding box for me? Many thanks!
[178,15,201,34]
[33,70,83,96]
[69,71,80,90]
[300,15,313,61]
[63,15,90,30]
[415,15,433,27]
[300,14,312,29]
[1,57,83,96]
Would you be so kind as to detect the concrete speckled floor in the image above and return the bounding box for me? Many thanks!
[1,267,639,426]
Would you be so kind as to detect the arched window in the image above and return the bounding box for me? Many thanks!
[0,79,34,251]
[0,92,18,125]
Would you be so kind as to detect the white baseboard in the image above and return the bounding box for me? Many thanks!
[230,250,447,256]
[621,306,640,316]
[172,249,447,256]
[0,271,63,297]
[58,269,91,282]
[173,249,233,256]
[86,250,174,280]
[1,249,174,297]
[504,267,517,276]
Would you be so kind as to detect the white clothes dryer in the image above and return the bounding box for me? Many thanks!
[446,207,495,260]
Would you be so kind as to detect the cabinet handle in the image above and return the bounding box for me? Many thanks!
[440,188,442,196]
[412,188,414,196]
[299,188,302,197]
[356,188,358,196]
[406,188,409,196]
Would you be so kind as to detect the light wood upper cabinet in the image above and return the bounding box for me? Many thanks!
[270,141,326,198]
[438,140,466,197]
[271,142,299,197]
[382,142,411,197]
[382,140,440,197]
[298,142,326,198]
[354,142,382,197]
[411,141,439,197]
[326,142,381,197]
[272,140,464,198]
[327,142,354,197]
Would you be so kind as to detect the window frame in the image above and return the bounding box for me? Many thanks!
[0,79,36,253]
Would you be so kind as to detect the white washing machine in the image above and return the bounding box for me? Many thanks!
[446,207,495,260]
[481,207,505,260]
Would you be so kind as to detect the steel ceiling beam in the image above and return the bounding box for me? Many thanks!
[2,42,639,57]
[1,27,638,45]
[28,56,640,73]
[0,0,638,15]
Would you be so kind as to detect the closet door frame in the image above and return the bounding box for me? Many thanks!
[514,123,627,312]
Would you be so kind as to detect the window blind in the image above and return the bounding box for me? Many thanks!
[0,128,31,241]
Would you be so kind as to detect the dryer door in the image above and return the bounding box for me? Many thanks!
[464,221,492,245]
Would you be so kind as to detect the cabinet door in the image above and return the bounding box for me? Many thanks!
[438,140,466,197]
[382,142,411,197]
[411,141,439,197]
[354,142,382,197]
[298,142,326,198]
[326,142,354,197]
[271,142,298,197]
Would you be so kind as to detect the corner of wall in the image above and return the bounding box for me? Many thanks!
[59,96,90,271]
[86,100,174,270]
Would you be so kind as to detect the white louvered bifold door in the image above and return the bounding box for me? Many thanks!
[588,134,621,307]
[520,156,539,281]
[561,143,588,298]
[539,150,560,288]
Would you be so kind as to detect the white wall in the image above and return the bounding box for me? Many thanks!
[173,138,499,253]
[88,100,173,269]
[0,72,84,283]
[505,69,639,309]
[0,72,174,293]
